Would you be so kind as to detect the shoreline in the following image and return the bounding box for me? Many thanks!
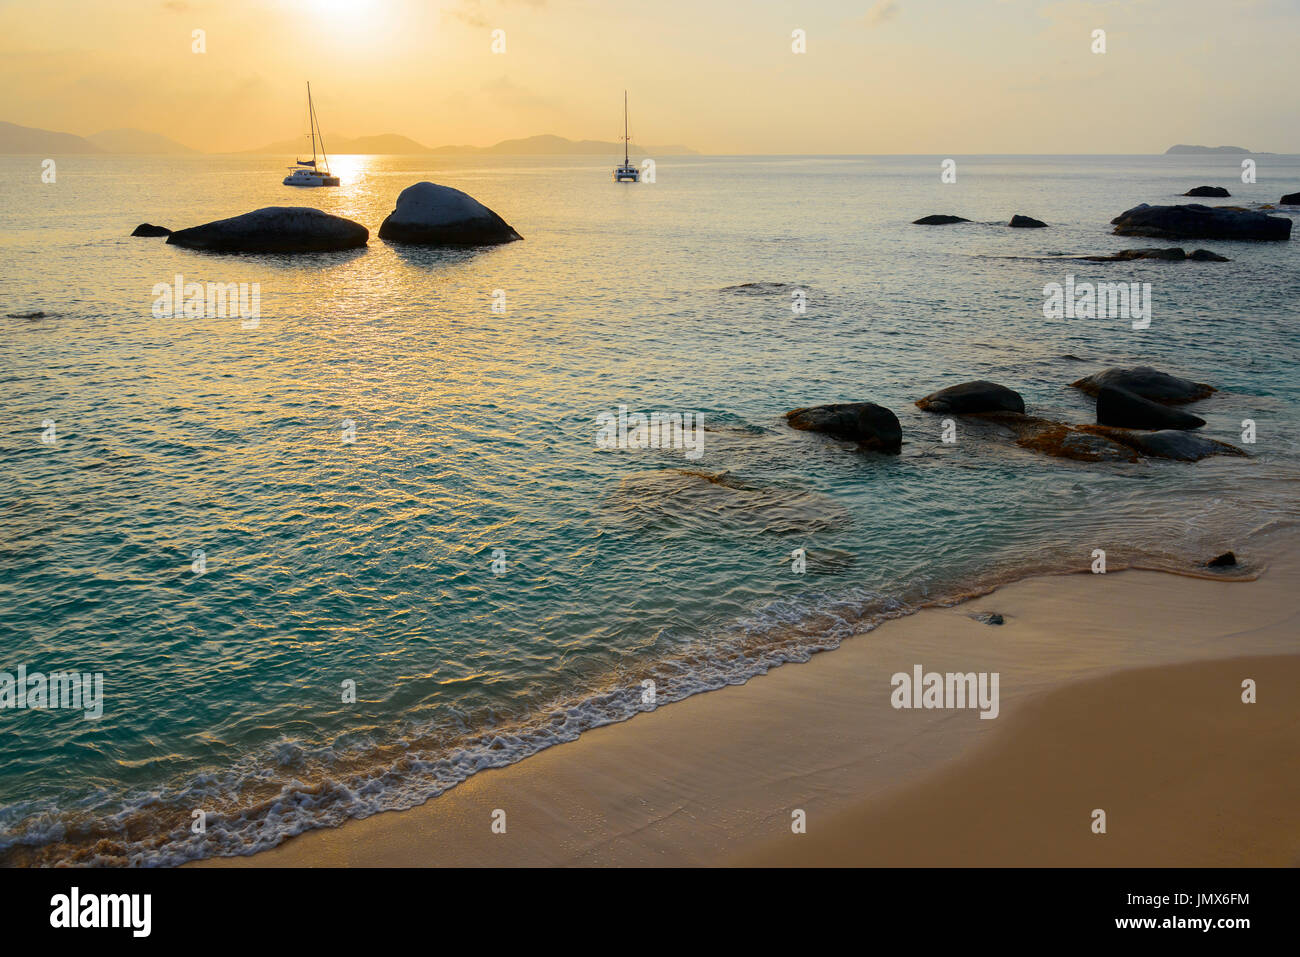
[197,530,1300,867]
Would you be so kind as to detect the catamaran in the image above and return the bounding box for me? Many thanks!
[283,82,340,187]
[613,91,640,183]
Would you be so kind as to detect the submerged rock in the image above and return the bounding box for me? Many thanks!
[1082,248,1229,262]
[1099,247,1186,261]
[953,411,1243,464]
[1092,428,1247,462]
[7,310,47,320]
[1206,551,1238,568]
[1011,419,1138,463]
[378,181,522,246]
[1183,186,1230,197]
[964,412,1132,462]
[973,612,1005,626]
[609,469,851,536]
[720,282,804,295]
[131,223,171,237]
[1110,203,1291,241]
[1071,366,1214,404]
[912,214,970,225]
[789,547,858,575]
[916,381,1026,415]
[1009,214,1048,228]
[1096,385,1206,430]
[166,207,368,253]
[786,402,902,453]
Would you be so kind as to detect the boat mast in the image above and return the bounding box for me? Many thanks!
[308,82,317,166]
[623,90,629,166]
[308,82,331,174]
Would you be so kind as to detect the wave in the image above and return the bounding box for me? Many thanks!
[0,515,1286,867]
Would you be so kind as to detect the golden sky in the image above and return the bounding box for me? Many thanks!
[1,0,1297,153]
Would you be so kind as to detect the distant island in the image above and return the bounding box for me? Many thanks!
[0,121,695,156]
[88,128,197,154]
[0,121,105,154]
[1164,144,1255,155]
[0,121,197,154]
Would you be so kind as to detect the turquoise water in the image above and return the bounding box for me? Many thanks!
[1,154,1298,864]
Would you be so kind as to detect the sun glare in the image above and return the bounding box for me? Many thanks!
[299,0,376,29]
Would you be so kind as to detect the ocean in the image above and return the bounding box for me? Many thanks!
[1,152,1298,865]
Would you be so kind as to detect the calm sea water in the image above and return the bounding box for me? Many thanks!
[1,153,1298,864]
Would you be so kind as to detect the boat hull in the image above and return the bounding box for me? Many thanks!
[283,175,340,187]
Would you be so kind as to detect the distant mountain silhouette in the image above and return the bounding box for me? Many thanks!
[241,132,433,155]
[242,132,697,155]
[1,121,697,156]
[1164,144,1254,154]
[89,128,197,154]
[440,134,698,155]
[0,121,102,154]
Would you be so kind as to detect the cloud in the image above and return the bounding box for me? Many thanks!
[860,1,900,27]
[444,0,548,28]
[445,1,489,28]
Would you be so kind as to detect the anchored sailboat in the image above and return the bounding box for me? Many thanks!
[283,83,340,187]
[613,91,640,183]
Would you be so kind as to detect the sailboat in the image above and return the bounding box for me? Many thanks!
[283,82,340,187]
[613,90,640,183]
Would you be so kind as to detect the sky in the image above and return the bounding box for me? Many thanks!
[1,0,1297,154]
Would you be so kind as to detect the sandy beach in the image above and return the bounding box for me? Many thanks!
[198,532,1300,868]
[746,654,1300,866]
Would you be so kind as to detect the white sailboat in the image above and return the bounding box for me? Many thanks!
[283,82,340,187]
[613,90,640,183]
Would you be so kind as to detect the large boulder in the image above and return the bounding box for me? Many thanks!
[912,214,969,225]
[131,222,171,237]
[1183,186,1230,197]
[1281,192,1300,205]
[166,207,367,252]
[1111,203,1291,241]
[785,402,902,453]
[378,181,522,245]
[1071,366,1213,404]
[1096,385,1205,430]
[916,381,1026,415]
[1009,214,1047,228]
